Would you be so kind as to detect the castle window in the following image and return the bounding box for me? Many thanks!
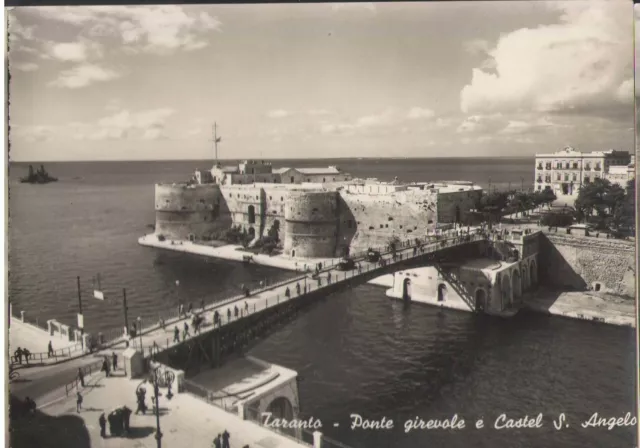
[380,224,384,228]
[347,220,353,229]
[399,225,403,229]
[369,226,375,230]
[323,178,326,182]
[291,177,295,183]
[428,220,433,224]
[385,224,388,228]
[269,196,272,200]
[281,197,284,201]
[388,217,393,221]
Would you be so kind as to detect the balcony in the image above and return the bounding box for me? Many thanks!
[536,177,542,183]
[545,165,552,170]
[594,166,601,171]
[537,165,543,170]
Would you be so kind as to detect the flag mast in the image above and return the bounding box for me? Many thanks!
[213,123,222,165]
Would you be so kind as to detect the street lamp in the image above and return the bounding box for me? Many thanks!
[149,366,174,448]
[137,317,142,350]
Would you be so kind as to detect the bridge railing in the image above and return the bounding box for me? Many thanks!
[64,359,105,396]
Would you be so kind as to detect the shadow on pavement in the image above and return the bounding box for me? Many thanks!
[9,394,91,448]
[122,426,156,439]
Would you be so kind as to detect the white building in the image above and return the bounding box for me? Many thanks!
[534,147,633,196]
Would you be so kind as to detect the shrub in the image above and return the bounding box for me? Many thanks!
[541,212,573,228]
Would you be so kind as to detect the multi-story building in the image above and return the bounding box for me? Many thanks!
[534,147,633,196]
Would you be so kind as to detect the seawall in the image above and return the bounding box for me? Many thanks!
[537,233,635,297]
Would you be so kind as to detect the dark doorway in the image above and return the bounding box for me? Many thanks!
[475,289,486,311]
[402,278,411,302]
[292,250,296,257]
[248,227,255,240]
[594,283,601,292]
[561,183,569,195]
[437,283,446,302]
[248,205,256,224]
[188,234,195,242]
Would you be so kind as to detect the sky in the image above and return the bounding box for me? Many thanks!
[7,1,635,162]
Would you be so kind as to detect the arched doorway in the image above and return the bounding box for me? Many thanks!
[529,261,537,287]
[248,205,256,224]
[500,274,511,309]
[522,267,529,291]
[512,269,522,302]
[402,278,411,302]
[264,397,295,436]
[474,288,487,312]
[437,283,447,302]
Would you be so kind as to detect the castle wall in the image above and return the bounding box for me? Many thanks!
[436,189,482,223]
[337,190,438,253]
[284,190,339,258]
[219,185,266,237]
[538,233,635,297]
[154,183,229,240]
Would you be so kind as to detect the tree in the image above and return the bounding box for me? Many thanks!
[267,221,280,242]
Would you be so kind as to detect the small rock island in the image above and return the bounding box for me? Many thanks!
[20,164,58,184]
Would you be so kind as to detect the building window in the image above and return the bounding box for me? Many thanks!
[572,163,578,169]
[564,174,569,181]
[572,174,577,181]
[291,177,295,183]
[584,176,590,183]
[323,178,326,182]
[537,185,542,190]
[585,163,591,170]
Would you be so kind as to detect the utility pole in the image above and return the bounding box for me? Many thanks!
[521,177,524,192]
[77,276,83,316]
[122,288,129,334]
[77,276,84,349]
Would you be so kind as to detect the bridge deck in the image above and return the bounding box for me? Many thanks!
[127,230,488,357]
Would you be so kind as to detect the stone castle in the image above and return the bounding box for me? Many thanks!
[154,160,483,258]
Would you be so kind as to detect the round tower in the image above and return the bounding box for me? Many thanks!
[284,190,339,258]
[155,183,225,240]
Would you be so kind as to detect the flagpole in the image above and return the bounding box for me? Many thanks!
[214,123,218,164]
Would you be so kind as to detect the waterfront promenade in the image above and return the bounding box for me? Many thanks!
[16,373,310,448]
[10,318,83,366]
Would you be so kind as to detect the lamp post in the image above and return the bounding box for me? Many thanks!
[149,366,174,448]
[137,317,142,350]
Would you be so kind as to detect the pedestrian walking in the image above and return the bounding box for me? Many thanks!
[122,406,132,432]
[222,429,231,448]
[234,305,239,319]
[78,367,85,387]
[212,434,222,448]
[188,302,193,315]
[102,358,110,377]
[48,341,54,358]
[201,299,205,311]
[244,302,249,314]
[214,310,220,327]
[76,392,83,413]
[173,326,180,343]
[296,283,301,295]
[179,303,184,318]
[99,413,107,438]
[183,321,190,339]
[227,308,231,322]
[112,352,118,371]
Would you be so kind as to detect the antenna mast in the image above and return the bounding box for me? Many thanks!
[212,122,222,165]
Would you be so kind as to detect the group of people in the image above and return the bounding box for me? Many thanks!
[13,347,31,364]
[212,430,231,448]
[98,406,132,438]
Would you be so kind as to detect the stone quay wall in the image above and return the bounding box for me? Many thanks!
[537,233,635,297]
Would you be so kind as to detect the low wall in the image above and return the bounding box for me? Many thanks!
[538,233,635,297]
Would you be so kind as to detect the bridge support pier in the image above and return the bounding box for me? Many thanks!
[211,331,221,367]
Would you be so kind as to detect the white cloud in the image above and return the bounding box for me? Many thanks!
[267,109,292,118]
[308,109,332,116]
[615,78,633,103]
[498,117,553,135]
[49,64,123,89]
[461,2,632,115]
[12,62,39,72]
[331,3,376,13]
[407,107,435,120]
[464,39,490,55]
[45,40,103,62]
[72,108,175,141]
[7,13,36,43]
[35,6,221,55]
[11,125,55,143]
[435,117,455,128]
[456,114,502,134]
